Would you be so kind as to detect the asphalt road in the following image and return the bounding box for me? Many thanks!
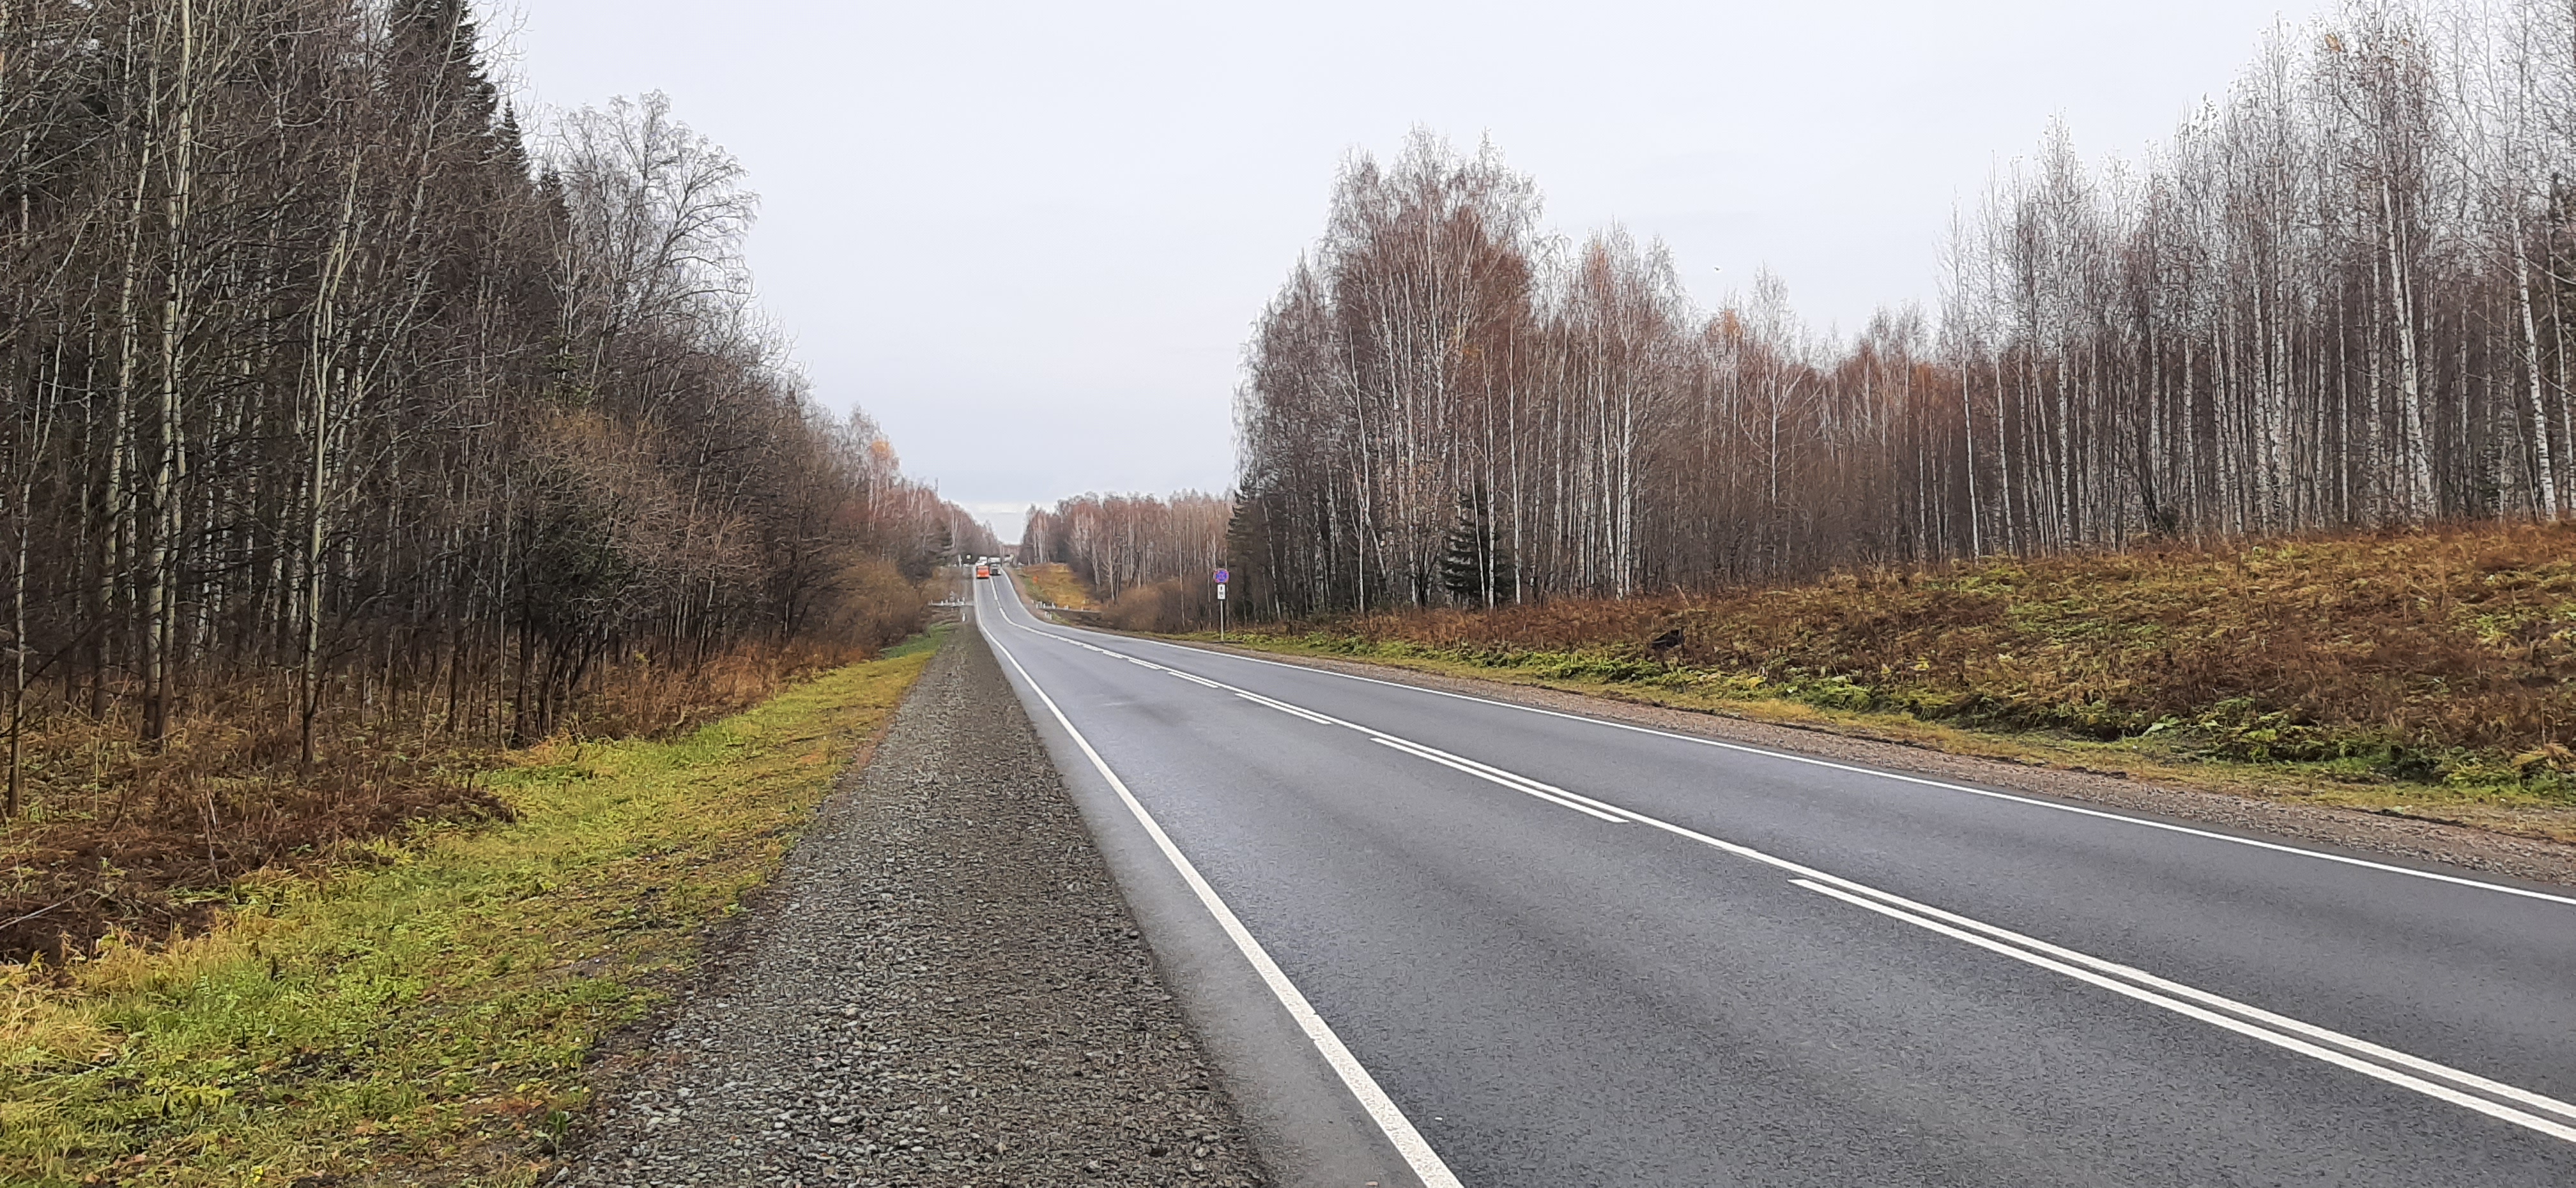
[968,574,2576,1187]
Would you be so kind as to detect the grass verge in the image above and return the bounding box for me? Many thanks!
[1185,524,2576,844]
[1198,630,2576,843]
[1014,563,1097,611]
[0,627,946,1187]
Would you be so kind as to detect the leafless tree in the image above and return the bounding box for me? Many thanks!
[1234,2,2576,620]
[0,1,978,816]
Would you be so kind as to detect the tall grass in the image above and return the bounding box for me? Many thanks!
[0,628,942,1187]
[1,621,925,966]
[1240,524,2576,799]
[1015,563,1098,611]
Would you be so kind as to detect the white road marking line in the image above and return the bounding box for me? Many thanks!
[1798,874,2576,1128]
[1236,690,1338,726]
[1165,634,1623,821]
[1006,602,1616,825]
[980,598,1465,1188]
[988,590,2576,1145]
[1790,878,2576,1145]
[1370,739,1637,820]
[1372,737,1627,823]
[1064,618,2576,911]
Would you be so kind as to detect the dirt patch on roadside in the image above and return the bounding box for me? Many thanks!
[565,628,1266,1187]
[1192,644,2576,892]
[0,779,512,966]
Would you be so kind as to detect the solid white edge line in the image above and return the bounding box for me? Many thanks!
[978,602,1466,1188]
[994,582,2576,1139]
[1516,750,2576,1138]
[995,581,2576,1145]
[1077,626,2576,910]
[1789,879,2576,1145]
[1018,590,1618,830]
[1807,873,2576,1125]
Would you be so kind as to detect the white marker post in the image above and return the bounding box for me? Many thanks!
[1214,567,1230,641]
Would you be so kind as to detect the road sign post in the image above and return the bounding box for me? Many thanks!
[1213,568,1230,641]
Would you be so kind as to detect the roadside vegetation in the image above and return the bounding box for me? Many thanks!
[1206,525,2576,841]
[1015,563,1099,611]
[1020,495,1227,631]
[1227,2,2576,628]
[0,630,944,1187]
[1023,4,2576,855]
[0,1,999,965]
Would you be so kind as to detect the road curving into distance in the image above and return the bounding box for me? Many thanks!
[969,572,2576,1187]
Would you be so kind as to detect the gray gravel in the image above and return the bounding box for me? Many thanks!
[564,628,1268,1187]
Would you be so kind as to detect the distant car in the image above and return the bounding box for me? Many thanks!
[976,566,991,579]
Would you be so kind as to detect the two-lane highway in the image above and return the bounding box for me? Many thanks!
[969,574,2576,1186]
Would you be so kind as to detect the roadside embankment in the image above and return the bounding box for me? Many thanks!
[1013,562,1098,613]
[1192,639,2576,893]
[1202,523,2576,845]
[1,633,943,1187]
[564,627,1266,1187]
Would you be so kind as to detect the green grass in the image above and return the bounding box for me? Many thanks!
[1,628,946,1187]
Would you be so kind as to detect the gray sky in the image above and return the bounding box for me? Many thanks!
[504,0,2322,544]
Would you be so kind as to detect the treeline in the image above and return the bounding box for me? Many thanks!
[1019,492,1229,628]
[1020,492,1230,600]
[1233,0,2576,618]
[0,0,976,815]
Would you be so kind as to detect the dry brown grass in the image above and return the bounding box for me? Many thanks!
[1018,563,1098,611]
[1245,522,2576,800]
[1100,577,1215,633]
[0,631,907,966]
[1,636,944,1186]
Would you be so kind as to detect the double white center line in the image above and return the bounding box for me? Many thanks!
[1791,876,2576,1143]
[1371,736,1625,823]
[1002,608,2576,1148]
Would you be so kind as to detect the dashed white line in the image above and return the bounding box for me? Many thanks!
[1002,595,2576,911]
[983,583,2576,1147]
[999,595,1622,823]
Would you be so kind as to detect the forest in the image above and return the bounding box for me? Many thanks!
[1019,491,1232,628]
[1020,492,1231,600]
[1232,0,2576,619]
[0,0,993,846]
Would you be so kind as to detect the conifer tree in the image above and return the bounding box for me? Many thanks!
[1441,484,1512,606]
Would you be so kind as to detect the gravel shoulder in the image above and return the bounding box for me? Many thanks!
[1172,641,2576,891]
[565,628,1267,1187]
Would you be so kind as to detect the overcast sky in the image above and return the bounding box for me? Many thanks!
[503,0,2324,544]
